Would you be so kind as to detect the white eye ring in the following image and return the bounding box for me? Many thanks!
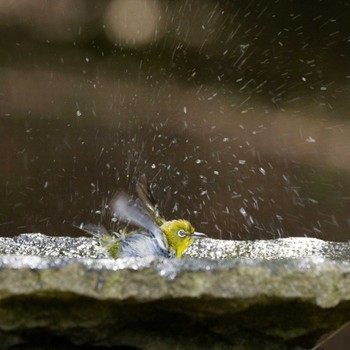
[177,229,186,238]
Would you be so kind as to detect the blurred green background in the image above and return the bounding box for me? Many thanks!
[0,0,349,241]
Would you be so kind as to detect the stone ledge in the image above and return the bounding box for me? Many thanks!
[0,255,349,309]
[0,234,350,349]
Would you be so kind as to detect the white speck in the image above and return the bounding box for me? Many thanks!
[320,86,327,91]
[85,57,89,62]
[240,207,247,217]
[207,92,217,100]
[200,190,208,196]
[302,77,306,81]
[223,137,229,142]
[240,44,249,52]
[95,210,101,215]
[76,110,82,117]
[172,202,179,212]
[184,106,187,114]
[213,171,219,175]
[259,167,266,175]
[43,181,49,189]
[238,160,246,165]
[196,159,202,164]
[151,164,156,169]
[215,224,222,234]
[305,136,316,143]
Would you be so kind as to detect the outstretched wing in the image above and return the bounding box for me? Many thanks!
[111,192,168,252]
[136,174,165,226]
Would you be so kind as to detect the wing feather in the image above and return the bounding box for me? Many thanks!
[111,192,168,252]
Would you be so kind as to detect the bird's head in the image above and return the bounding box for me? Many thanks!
[160,219,207,258]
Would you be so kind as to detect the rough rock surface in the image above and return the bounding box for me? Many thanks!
[0,234,350,349]
[186,236,350,260]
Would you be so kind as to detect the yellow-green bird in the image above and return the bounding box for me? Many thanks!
[78,177,207,259]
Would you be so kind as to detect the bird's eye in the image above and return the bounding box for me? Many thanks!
[177,229,186,238]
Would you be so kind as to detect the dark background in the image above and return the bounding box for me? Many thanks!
[1,0,350,242]
[0,0,350,348]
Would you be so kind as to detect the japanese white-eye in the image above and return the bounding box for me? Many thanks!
[78,177,207,258]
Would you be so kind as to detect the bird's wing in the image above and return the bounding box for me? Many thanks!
[136,174,165,226]
[111,192,168,252]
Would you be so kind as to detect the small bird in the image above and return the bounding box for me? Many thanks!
[78,177,207,259]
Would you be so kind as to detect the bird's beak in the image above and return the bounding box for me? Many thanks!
[191,231,208,239]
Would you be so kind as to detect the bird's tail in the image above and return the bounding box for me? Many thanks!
[73,223,121,258]
[74,223,110,238]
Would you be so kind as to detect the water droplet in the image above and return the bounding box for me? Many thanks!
[259,168,266,175]
[240,208,247,217]
[305,136,316,143]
